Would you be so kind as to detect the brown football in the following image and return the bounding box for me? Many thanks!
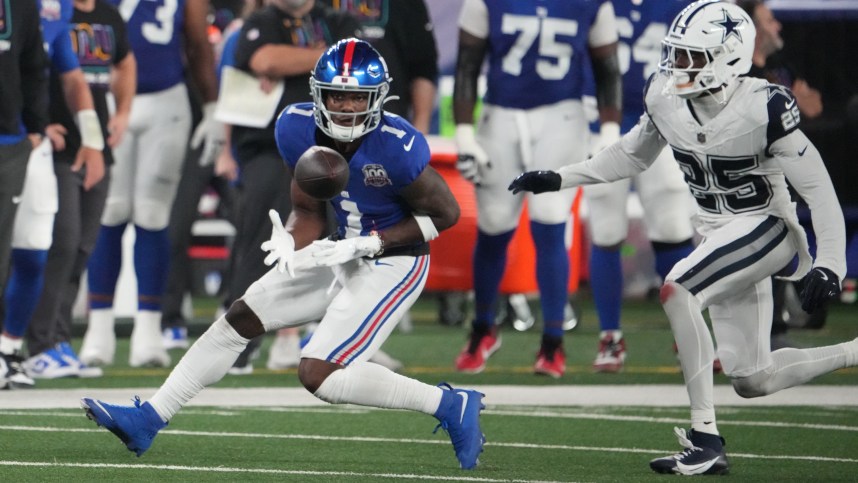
[294,146,349,200]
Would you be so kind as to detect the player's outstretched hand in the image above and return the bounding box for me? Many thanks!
[311,235,383,267]
[799,266,840,313]
[261,209,295,277]
[508,170,562,194]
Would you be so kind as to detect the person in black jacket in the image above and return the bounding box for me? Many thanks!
[0,0,50,389]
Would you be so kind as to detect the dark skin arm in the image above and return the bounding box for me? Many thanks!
[590,42,622,125]
[452,30,487,125]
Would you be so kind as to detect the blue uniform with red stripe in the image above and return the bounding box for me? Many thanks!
[614,0,689,133]
[483,0,607,109]
[110,0,186,93]
[275,103,431,242]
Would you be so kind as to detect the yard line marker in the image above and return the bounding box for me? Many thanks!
[1,425,856,464]
[0,461,570,482]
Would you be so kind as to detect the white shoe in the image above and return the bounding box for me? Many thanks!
[369,349,404,372]
[129,311,171,368]
[79,309,117,366]
[266,334,301,370]
[162,326,189,350]
[25,348,80,379]
[56,342,103,378]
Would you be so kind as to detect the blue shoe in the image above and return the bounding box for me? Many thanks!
[433,382,485,469]
[81,396,167,456]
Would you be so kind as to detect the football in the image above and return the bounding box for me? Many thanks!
[294,146,349,201]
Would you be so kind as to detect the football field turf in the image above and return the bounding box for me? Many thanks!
[2,296,856,481]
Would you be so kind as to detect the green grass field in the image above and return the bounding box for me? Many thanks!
[2,295,856,481]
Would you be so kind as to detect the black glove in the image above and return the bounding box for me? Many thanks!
[508,170,562,194]
[799,267,840,313]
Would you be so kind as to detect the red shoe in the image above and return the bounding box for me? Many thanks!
[534,335,565,378]
[455,327,501,373]
[593,331,626,373]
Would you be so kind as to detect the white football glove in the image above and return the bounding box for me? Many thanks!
[589,122,621,157]
[191,102,226,167]
[310,234,383,267]
[260,209,295,277]
[455,124,490,185]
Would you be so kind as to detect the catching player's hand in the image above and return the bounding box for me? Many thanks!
[455,124,491,185]
[508,170,562,194]
[799,266,840,313]
[311,235,383,267]
[261,209,296,277]
[589,122,621,157]
[191,102,226,167]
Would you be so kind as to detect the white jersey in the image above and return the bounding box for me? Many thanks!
[559,74,846,280]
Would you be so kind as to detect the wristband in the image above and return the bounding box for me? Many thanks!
[76,109,105,150]
[414,214,439,241]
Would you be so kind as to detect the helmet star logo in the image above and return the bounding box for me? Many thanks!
[711,9,743,43]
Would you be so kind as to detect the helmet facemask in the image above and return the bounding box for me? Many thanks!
[309,39,391,142]
[658,1,755,100]
[310,78,389,142]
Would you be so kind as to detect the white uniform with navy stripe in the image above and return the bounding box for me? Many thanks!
[558,74,846,376]
[240,104,431,365]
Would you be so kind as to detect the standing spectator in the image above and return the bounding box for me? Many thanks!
[6,0,106,382]
[222,0,359,373]
[510,1,856,475]
[22,0,135,382]
[453,0,622,378]
[0,0,49,389]
[586,0,695,373]
[81,39,486,472]
[78,0,222,369]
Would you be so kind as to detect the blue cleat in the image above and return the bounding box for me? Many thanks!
[433,382,486,469]
[81,396,167,457]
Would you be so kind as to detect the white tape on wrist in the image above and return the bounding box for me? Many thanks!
[414,214,439,242]
[76,109,104,150]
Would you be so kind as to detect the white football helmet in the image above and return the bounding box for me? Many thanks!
[659,0,755,98]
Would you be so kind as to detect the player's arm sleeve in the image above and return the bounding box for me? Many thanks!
[557,114,665,189]
[772,130,847,280]
[453,0,488,125]
[588,1,620,48]
[20,3,50,134]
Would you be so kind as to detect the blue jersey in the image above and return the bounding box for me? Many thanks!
[483,0,607,109]
[275,104,430,240]
[111,0,186,93]
[40,0,79,73]
[613,0,689,132]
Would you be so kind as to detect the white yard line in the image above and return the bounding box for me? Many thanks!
[2,384,857,409]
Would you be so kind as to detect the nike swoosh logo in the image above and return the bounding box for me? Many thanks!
[403,135,415,152]
[374,259,393,267]
[798,145,807,156]
[785,98,796,109]
[676,457,720,474]
[819,271,829,281]
[457,391,468,423]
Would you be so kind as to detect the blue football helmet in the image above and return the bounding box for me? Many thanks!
[310,38,391,142]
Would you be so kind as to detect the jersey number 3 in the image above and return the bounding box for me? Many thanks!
[119,0,177,45]
[501,14,577,80]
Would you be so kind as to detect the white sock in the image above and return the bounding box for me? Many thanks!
[314,361,442,415]
[86,308,115,336]
[0,334,23,354]
[149,317,249,422]
[661,282,717,431]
